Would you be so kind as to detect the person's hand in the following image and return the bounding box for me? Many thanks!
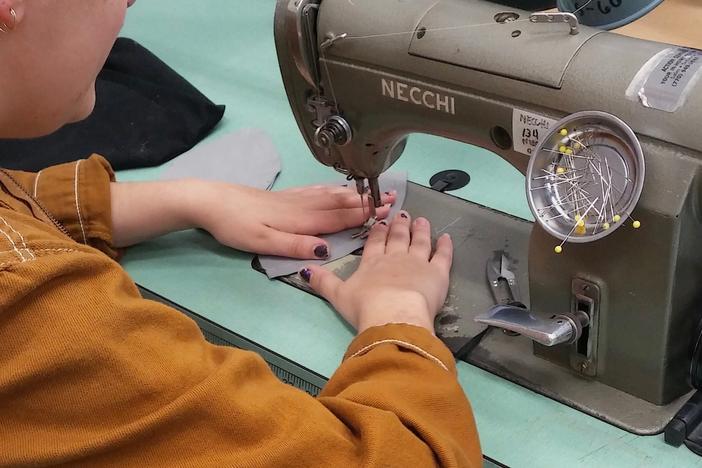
[300,212,453,335]
[192,181,396,259]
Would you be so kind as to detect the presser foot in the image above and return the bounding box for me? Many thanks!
[351,216,378,239]
[352,176,381,240]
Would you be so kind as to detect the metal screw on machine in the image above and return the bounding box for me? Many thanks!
[494,12,520,24]
[313,115,352,148]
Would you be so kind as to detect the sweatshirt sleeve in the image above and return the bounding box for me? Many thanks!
[320,324,483,467]
[3,155,117,257]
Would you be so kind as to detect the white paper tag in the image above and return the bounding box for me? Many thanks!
[512,109,557,156]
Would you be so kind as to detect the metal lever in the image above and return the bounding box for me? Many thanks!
[475,305,589,347]
[529,12,580,36]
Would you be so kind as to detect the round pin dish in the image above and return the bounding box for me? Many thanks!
[526,111,645,246]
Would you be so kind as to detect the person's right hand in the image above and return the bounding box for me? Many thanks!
[301,212,453,335]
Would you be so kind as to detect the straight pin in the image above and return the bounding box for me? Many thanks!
[554,197,599,253]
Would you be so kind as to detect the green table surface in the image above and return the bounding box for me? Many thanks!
[119,1,702,466]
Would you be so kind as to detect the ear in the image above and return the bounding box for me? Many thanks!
[0,0,24,33]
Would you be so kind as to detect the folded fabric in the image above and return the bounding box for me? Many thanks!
[0,38,225,171]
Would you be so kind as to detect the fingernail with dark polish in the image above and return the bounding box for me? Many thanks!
[384,191,391,196]
[314,244,329,259]
[379,220,388,226]
[300,268,312,282]
[400,212,408,219]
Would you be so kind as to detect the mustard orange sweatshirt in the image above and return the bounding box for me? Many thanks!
[0,156,481,467]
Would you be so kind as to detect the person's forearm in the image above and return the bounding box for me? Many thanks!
[110,179,206,248]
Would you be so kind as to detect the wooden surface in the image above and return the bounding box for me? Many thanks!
[615,0,702,49]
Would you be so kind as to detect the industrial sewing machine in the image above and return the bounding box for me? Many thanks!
[273,0,702,435]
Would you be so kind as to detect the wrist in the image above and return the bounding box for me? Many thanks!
[110,179,218,248]
[356,292,435,335]
[180,179,220,230]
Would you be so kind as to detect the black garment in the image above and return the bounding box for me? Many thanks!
[0,38,225,171]
[490,0,556,9]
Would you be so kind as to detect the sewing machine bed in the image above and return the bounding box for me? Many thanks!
[255,182,690,434]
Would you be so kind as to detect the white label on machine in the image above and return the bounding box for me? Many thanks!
[626,47,702,113]
[512,109,557,156]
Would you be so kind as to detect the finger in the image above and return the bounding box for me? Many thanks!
[280,185,329,194]
[286,188,397,211]
[362,220,390,260]
[373,203,394,220]
[386,211,412,254]
[430,233,454,272]
[310,192,397,211]
[408,217,432,260]
[300,265,344,306]
[282,204,392,234]
[280,186,355,204]
[255,228,331,260]
[331,191,397,210]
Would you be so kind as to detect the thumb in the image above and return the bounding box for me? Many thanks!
[300,265,343,304]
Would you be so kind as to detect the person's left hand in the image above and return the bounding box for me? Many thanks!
[192,181,396,259]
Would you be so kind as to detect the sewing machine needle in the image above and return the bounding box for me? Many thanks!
[367,177,381,220]
[367,193,377,220]
[351,177,380,239]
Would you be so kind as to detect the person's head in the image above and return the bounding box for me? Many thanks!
[0,0,132,139]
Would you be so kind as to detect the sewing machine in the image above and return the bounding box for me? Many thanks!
[273,0,702,434]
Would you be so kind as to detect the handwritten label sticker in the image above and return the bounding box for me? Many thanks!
[512,109,557,156]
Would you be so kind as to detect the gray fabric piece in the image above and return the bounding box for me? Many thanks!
[160,128,281,190]
[259,171,408,278]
